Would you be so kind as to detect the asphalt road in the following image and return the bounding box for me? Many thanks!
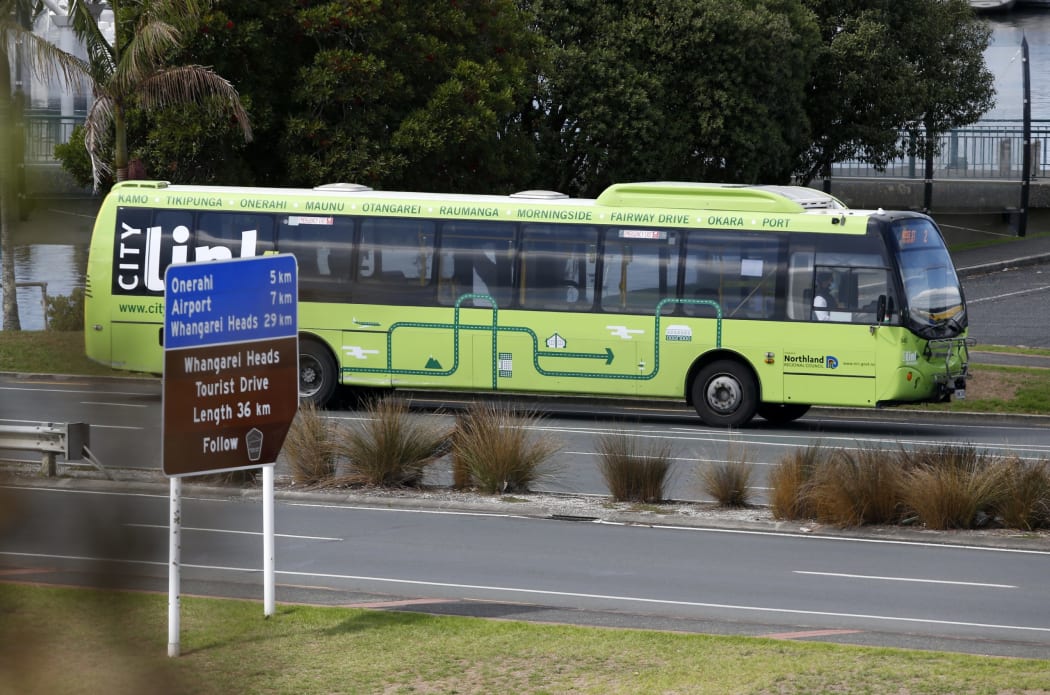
[962,260,1050,349]
[2,479,1049,659]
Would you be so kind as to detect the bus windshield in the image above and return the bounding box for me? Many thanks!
[891,218,967,340]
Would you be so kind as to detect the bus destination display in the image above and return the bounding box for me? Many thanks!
[162,255,299,477]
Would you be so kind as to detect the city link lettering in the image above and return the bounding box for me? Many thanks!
[115,220,258,293]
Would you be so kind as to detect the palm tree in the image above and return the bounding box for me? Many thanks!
[68,0,252,187]
[1,0,88,330]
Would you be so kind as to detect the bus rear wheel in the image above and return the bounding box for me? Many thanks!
[300,340,338,407]
[691,360,757,427]
[756,403,811,424]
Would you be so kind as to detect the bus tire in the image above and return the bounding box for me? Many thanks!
[691,360,757,427]
[299,340,338,407]
[756,403,811,424]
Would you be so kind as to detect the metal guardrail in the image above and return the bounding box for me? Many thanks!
[0,422,109,478]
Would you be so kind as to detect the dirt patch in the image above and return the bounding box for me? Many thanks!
[967,368,1024,401]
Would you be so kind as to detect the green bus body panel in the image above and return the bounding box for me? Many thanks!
[83,180,965,411]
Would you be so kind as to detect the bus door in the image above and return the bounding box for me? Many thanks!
[783,252,897,407]
[592,228,681,395]
[341,219,444,388]
[435,221,517,390]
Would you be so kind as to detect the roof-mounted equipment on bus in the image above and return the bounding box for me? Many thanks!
[314,183,373,192]
[595,181,846,214]
[112,180,170,190]
[754,185,846,210]
[510,190,570,199]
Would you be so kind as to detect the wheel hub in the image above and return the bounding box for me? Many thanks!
[706,375,741,414]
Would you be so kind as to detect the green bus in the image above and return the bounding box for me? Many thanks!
[84,180,972,427]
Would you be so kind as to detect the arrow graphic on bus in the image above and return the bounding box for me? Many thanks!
[536,347,615,364]
[341,295,721,388]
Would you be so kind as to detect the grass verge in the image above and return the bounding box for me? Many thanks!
[1,584,1047,695]
[0,331,130,377]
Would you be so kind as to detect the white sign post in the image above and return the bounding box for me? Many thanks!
[162,255,299,656]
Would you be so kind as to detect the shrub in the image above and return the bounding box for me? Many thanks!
[806,447,904,527]
[769,444,828,520]
[54,124,110,191]
[994,457,1050,530]
[597,432,673,503]
[699,441,753,507]
[337,396,451,487]
[282,400,340,486]
[901,445,1008,530]
[451,401,561,494]
[46,288,85,331]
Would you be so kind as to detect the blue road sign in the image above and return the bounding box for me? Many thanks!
[164,255,298,350]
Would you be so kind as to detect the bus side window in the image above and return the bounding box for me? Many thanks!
[852,267,897,324]
[196,212,275,260]
[599,229,679,315]
[277,216,354,302]
[684,232,780,319]
[521,224,597,311]
[355,218,437,306]
[437,222,516,308]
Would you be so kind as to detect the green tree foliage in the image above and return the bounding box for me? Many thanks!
[797,0,994,184]
[281,0,542,192]
[67,0,252,187]
[53,124,99,189]
[530,0,821,196]
[114,0,994,198]
[144,0,302,185]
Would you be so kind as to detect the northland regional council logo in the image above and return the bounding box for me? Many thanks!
[784,353,838,369]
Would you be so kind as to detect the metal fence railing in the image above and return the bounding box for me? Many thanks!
[23,112,85,164]
[830,120,1049,180]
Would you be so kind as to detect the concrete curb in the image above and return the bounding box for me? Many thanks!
[955,251,1050,278]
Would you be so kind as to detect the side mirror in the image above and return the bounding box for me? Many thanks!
[876,295,887,323]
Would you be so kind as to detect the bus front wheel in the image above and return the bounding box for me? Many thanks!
[691,360,757,427]
[300,340,338,407]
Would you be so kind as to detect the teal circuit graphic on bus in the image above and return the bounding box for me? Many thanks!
[341,294,723,389]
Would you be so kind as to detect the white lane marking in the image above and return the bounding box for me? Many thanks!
[968,285,1050,304]
[124,523,341,542]
[81,401,148,408]
[286,501,530,520]
[794,571,1016,589]
[647,523,1050,556]
[0,386,156,397]
[3,551,1045,635]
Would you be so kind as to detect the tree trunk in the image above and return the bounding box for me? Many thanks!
[113,102,128,183]
[0,49,22,331]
